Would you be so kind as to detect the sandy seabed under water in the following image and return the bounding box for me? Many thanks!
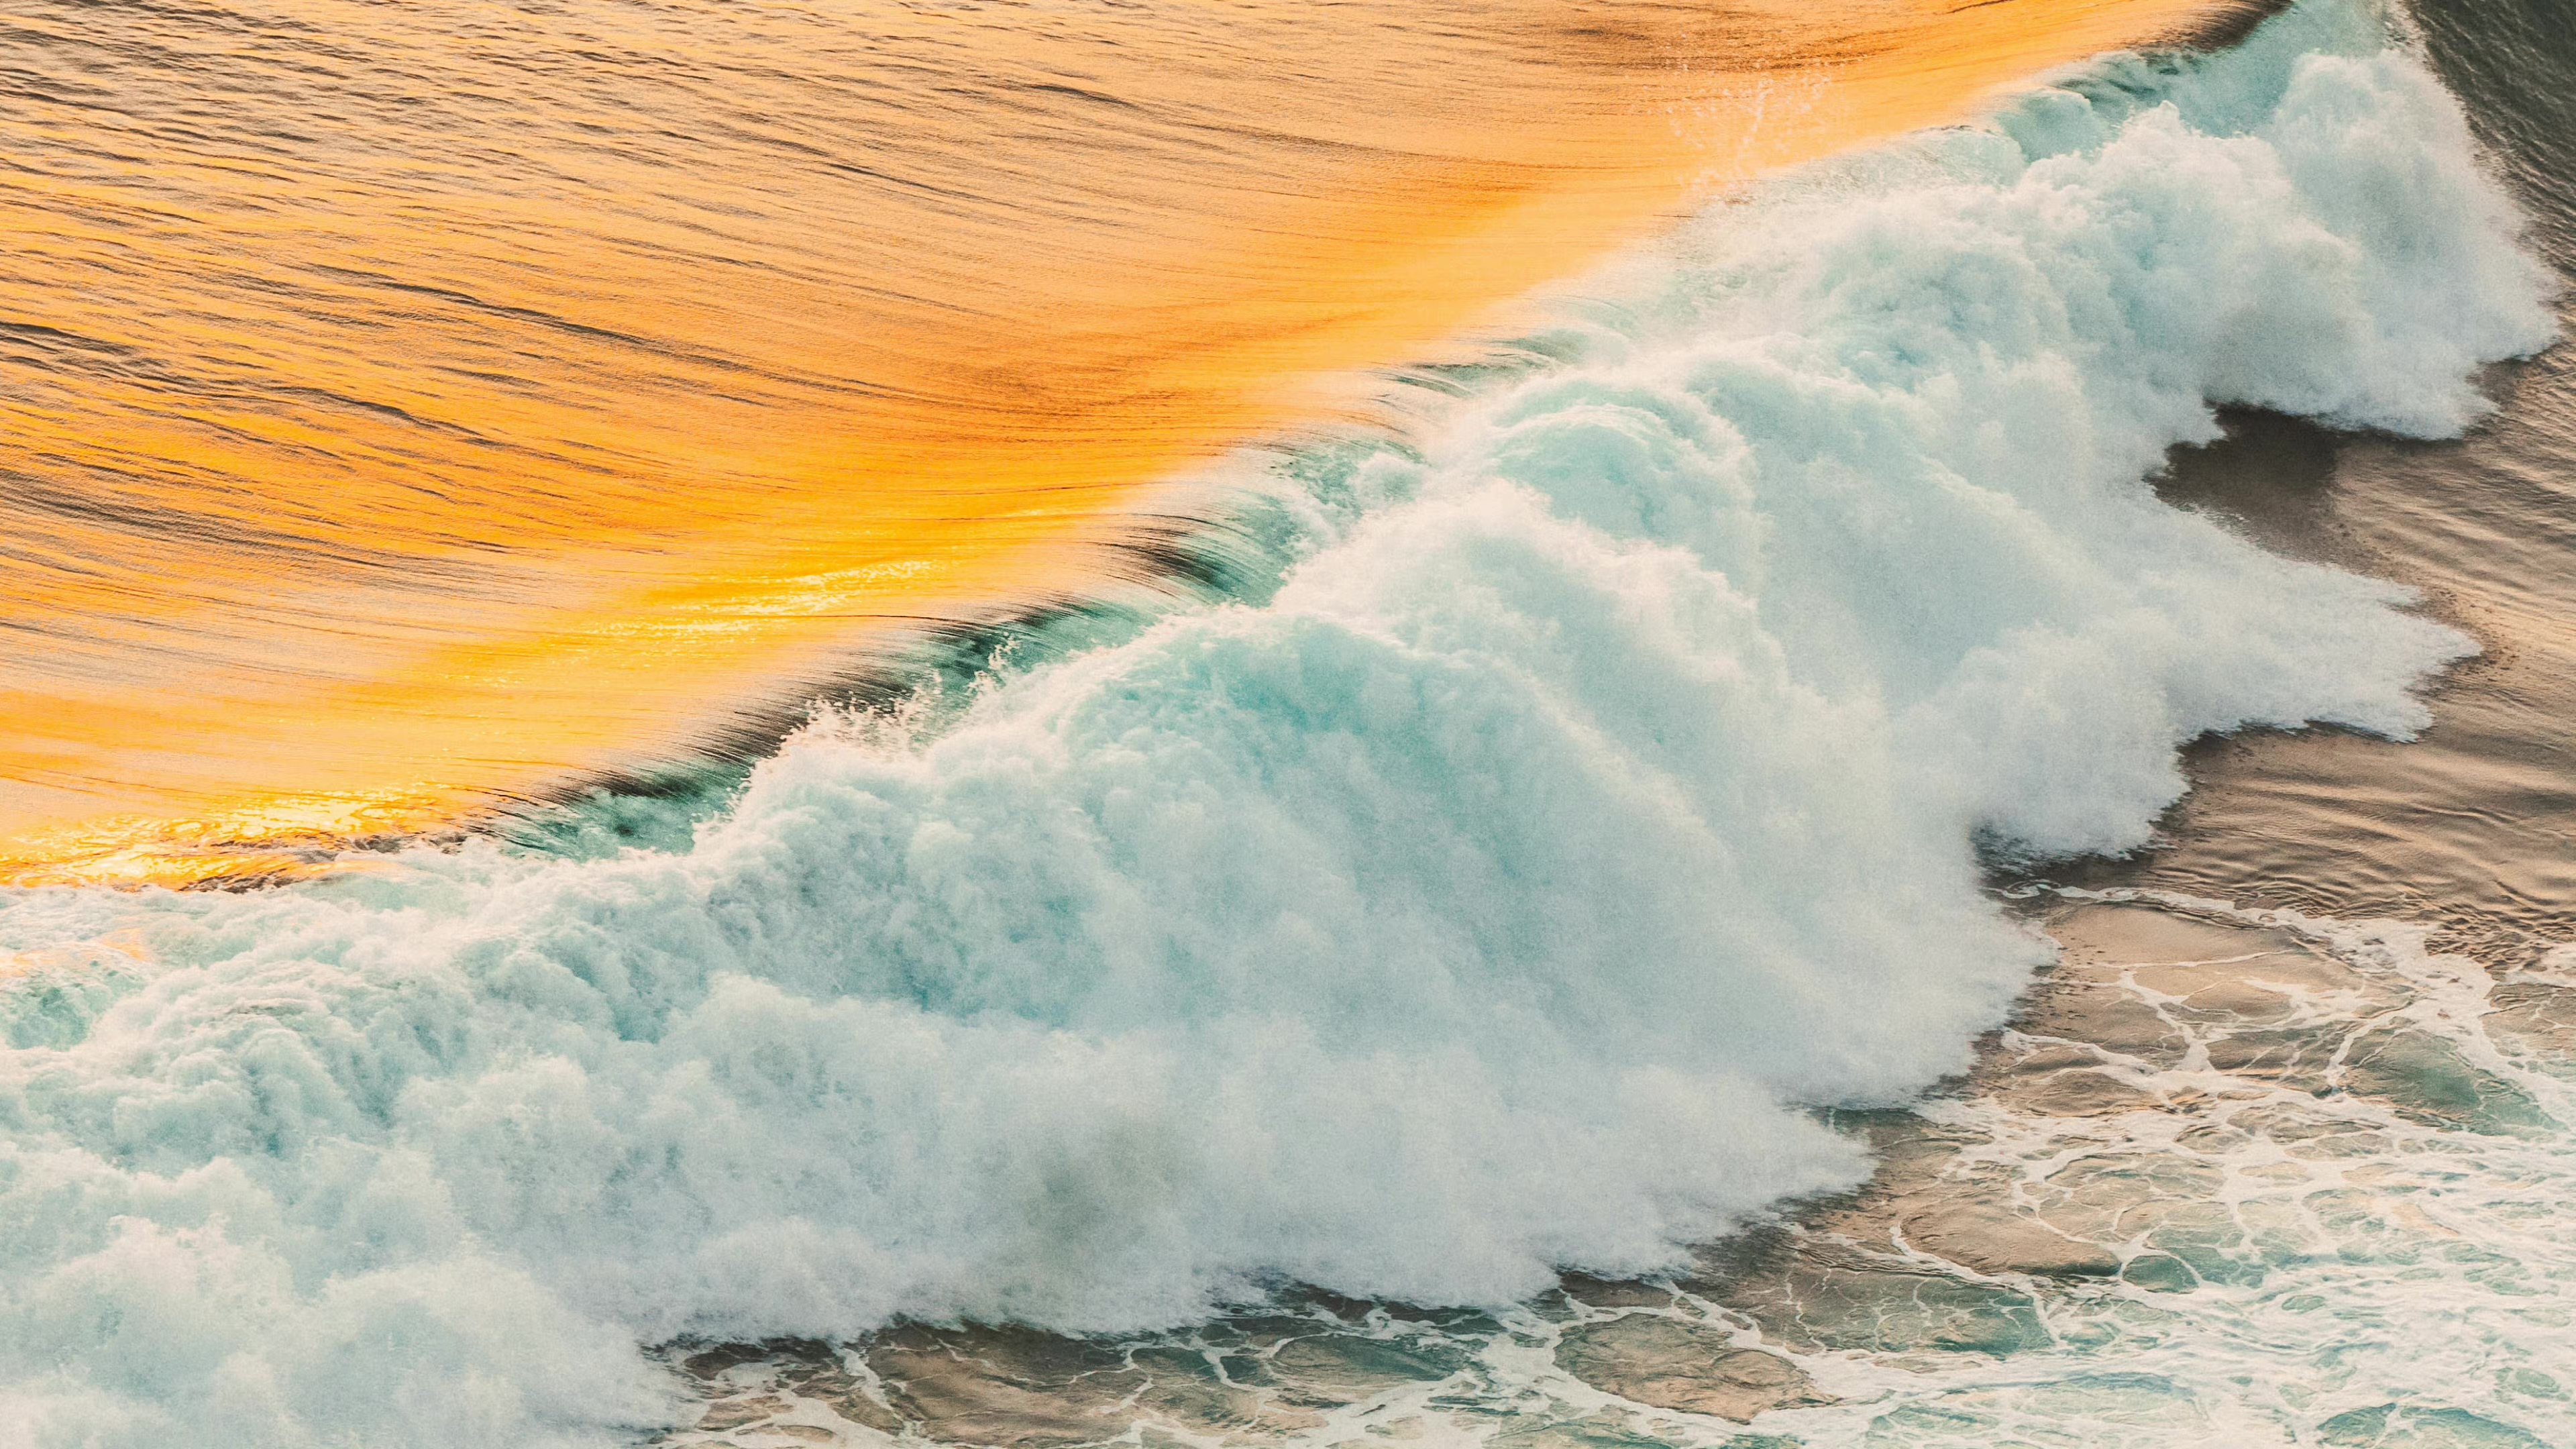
[6,1,2575,1445]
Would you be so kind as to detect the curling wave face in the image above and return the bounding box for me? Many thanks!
[0,4,2557,1445]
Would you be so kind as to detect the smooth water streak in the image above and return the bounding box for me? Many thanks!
[0,0,2273,884]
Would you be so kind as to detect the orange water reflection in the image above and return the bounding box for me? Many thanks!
[1,0,2262,885]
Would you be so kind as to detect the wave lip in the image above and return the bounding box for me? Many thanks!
[0,3,2559,1444]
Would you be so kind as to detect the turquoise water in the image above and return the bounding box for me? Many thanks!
[664,900,2576,1448]
[4,3,2569,1444]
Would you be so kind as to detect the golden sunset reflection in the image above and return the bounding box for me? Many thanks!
[1,0,2263,885]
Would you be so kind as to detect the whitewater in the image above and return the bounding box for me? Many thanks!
[0,3,2559,1444]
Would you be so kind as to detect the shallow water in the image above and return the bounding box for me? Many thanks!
[2049,0,2576,966]
[667,897,2576,1449]
[3,1,2570,1446]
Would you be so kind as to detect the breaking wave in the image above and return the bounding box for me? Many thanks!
[0,4,2553,1444]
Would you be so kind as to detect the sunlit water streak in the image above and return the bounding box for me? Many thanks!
[3,1,2567,1447]
[1,0,2265,884]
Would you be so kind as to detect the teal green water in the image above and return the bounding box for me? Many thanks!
[5,3,2571,1445]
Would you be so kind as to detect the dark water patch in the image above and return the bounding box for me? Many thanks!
[2035,341,2576,961]
[2152,407,2355,565]
[2416,0,2576,251]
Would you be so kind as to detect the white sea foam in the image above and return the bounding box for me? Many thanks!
[0,4,2555,1444]
[1112,896,2575,1449]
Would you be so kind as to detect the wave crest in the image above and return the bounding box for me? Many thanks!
[0,6,2556,1444]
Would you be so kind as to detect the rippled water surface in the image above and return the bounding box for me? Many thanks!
[0,0,2259,882]
[3,1,2570,1446]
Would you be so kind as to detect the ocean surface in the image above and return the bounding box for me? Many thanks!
[3,1,2572,1446]
[0,0,2257,885]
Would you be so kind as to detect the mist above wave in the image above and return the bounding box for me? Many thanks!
[0,4,2555,1444]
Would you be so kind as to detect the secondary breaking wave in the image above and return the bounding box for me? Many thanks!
[0,5,2555,1445]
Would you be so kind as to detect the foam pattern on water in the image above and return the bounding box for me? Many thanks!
[1705,899,2573,1449]
[0,4,2556,1444]
[881,897,2559,1449]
